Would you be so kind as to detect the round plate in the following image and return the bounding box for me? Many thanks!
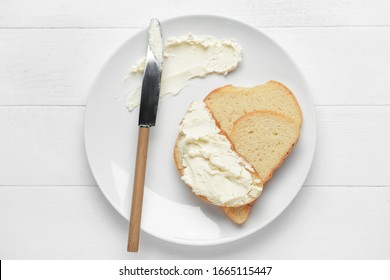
[85,15,316,245]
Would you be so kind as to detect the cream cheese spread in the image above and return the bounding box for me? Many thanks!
[148,19,163,64]
[177,101,262,207]
[126,34,242,111]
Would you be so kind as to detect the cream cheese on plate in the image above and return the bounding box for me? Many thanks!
[126,34,242,111]
[177,101,262,207]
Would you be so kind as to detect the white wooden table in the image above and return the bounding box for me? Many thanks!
[1,1,390,259]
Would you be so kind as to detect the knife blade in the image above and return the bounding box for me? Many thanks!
[139,19,163,127]
[128,18,163,253]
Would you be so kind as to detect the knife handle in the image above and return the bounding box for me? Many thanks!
[128,127,150,252]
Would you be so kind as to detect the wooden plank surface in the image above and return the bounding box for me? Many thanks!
[0,107,95,186]
[305,106,390,186]
[1,28,390,106]
[1,106,389,186]
[1,0,390,260]
[0,186,389,259]
[1,0,390,28]
[263,27,390,106]
[0,29,133,105]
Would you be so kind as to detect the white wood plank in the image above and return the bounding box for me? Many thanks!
[0,0,390,28]
[305,106,390,186]
[0,29,134,105]
[0,107,96,185]
[1,28,390,106]
[1,106,390,186]
[264,27,390,105]
[0,186,389,259]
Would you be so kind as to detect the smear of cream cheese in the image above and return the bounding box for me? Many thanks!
[125,34,242,111]
[177,101,262,207]
[148,19,163,64]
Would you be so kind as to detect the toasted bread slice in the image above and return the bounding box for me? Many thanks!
[204,81,302,135]
[230,110,301,183]
[221,111,300,223]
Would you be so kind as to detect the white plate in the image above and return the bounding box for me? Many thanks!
[85,15,316,246]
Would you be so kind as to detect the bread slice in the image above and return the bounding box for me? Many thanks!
[220,111,300,223]
[204,81,302,135]
[230,110,301,183]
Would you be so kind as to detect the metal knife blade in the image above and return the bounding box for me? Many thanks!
[138,19,163,127]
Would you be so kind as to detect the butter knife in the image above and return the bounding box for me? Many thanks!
[127,18,163,252]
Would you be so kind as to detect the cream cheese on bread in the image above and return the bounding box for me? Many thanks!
[177,101,262,207]
[126,34,242,111]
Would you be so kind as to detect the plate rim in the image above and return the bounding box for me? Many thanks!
[84,14,317,246]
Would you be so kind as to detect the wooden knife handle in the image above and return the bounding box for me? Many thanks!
[128,127,150,252]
